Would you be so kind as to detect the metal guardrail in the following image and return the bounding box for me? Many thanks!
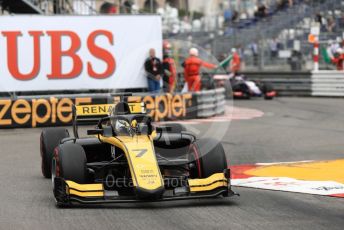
[311,71,344,97]
[195,88,226,118]
[225,71,344,97]
[242,71,312,96]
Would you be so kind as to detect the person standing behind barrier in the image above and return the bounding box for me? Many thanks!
[144,48,163,92]
[162,41,177,93]
[250,42,259,66]
[230,48,241,76]
[269,38,278,61]
[331,48,344,71]
[182,48,216,92]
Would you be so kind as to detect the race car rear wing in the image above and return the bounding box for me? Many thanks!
[74,103,146,119]
[72,101,146,138]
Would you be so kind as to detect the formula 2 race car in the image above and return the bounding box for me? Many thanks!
[214,74,276,99]
[40,95,236,206]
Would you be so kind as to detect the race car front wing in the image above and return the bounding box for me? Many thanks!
[53,171,237,205]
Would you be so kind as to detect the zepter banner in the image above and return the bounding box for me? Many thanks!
[0,15,162,92]
[0,93,196,128]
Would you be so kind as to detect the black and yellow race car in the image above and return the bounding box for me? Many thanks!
[40,95,236,206]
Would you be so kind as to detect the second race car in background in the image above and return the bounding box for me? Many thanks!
[213,74,277,100]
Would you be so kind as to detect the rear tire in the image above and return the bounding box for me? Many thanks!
[195,138,227,178]
[40,128,69,178]
[238,83,251,99]
[261,83,274,100]
[53,143,87,184]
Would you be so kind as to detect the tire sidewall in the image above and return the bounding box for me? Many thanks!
[54,143,87,184]
[40,128,69,178]
[195,138,227,178]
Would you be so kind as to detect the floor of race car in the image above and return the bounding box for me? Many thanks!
[0,97,343,230]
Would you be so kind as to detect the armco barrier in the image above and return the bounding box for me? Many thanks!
[195,88,226,118]
[242,71,312,96]
[311,71,344,97]
[0,89,226,129]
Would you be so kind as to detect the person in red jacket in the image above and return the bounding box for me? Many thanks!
[162,41,177,93]
[230,48,241,75]
[332,48,344,70]
[182,48,217,92]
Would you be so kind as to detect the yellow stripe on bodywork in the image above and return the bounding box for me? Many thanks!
[99,135,164,191]
[66,180,104,197]
[76,103,145,116]
[189,181,228,192]
[69,190,104,197]
[188,173,228,192]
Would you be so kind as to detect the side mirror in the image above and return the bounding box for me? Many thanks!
[103,126,113,137]
[87,129,103,135]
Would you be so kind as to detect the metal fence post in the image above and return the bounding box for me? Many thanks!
[259,31,265,70]
[150,0,153,13]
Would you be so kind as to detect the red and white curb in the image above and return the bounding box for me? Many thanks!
[230,160,344,198]
[232,176,344,197]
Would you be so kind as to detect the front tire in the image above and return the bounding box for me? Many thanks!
[40,128,69,178]
[53,143,87,184]
[52,143,87,207]
[195,138,228,178]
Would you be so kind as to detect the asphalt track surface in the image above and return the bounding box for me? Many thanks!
[0,97,343,230]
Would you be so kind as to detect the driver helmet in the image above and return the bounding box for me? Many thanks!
[115,119,130,132]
